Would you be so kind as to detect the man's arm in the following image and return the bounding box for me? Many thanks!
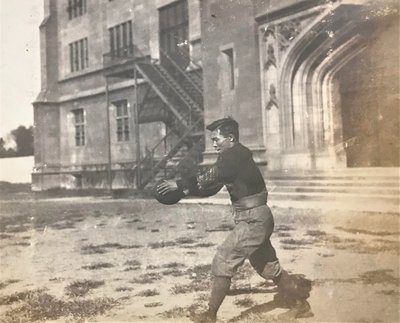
[158,148,244,198]
[191,149,244,192]
[156,179,188,195]
[180,168,224,197]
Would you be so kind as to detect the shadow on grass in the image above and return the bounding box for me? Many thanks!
[228,296,312,323]
[228,286,274,296]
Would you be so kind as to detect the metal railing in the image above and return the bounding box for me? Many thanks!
[137,117,204,188]
[103,44,142,69]
[159,49,202,94]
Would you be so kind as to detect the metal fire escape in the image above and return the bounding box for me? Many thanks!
[103,44,204,190]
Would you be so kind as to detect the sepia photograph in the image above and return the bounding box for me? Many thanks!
[0,0,399,322]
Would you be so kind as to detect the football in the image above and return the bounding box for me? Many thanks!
[152,181,183,205]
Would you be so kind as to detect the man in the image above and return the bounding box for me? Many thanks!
[157,117,310,322]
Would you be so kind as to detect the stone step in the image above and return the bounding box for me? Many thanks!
[266,167,399,177]
[193,190,399,213]
[179,168,400,213]
[268,191,399,201]
[180,197,399,213]
[267,175,400,181]
[266,179,400,187]
[215,190,399,201]
[266,185,399,195]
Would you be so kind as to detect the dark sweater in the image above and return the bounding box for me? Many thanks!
[178,143,266,202]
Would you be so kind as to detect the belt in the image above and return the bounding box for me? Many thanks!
[232,191,268,211]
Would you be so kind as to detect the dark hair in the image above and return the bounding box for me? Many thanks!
[206,117,239,141]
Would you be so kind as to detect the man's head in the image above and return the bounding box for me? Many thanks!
[206,117,239,154]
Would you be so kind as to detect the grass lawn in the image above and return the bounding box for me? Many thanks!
[0,193,399,322]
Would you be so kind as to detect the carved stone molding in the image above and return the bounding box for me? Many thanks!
[276,19,302,51]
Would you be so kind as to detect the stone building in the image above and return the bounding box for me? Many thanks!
[33,0,399,193]
[200,0,399,171]
[33,0,204,190]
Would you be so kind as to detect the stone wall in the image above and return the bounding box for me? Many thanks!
[200,0,264,159]
[34,0,202,190]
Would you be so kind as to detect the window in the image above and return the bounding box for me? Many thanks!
[73,109,85,146]
[69,38,89,72]
[222,48,235,90]
[159,0,189,58]
[109,21,133,57]
[114,100,130,141]
[67,0,87,20]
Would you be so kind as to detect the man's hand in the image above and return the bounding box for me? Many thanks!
[156,180,179,195]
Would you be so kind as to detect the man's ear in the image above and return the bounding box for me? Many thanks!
[229,134,235,142]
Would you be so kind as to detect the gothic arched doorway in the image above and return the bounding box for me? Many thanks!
[259,1,399,170]
[333,17,399,167]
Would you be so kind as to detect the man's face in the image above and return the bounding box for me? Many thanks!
[211,129,232,154]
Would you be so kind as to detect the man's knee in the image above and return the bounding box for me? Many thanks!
[211,253,236,277]
[258,260,282,280]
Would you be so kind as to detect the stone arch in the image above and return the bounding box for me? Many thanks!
[278,3,337,149]
[276,3,389,168]
[313,36,367,167]
[259,1,399,169]
[279,4,364,143]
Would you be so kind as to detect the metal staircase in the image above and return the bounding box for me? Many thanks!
[125,49,204,189]
[135,118,203,188]
[103,43,204,190]
[158,49,203,105]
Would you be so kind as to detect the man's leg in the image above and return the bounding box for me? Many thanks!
[205,276,231,321]
[195,205,277,322]
[249,239,282,280]
[193,221,250,322]
[249,240,312,318]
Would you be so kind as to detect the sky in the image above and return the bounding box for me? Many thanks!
[0,1,43,139]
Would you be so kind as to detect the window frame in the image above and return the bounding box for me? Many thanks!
[109,21,133,57]
[159,0,189,55]
[221,46,235,91]
[113,100,130,142]
[69,37,89,73]
[67,0,87,20]
[72,109,86,147]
